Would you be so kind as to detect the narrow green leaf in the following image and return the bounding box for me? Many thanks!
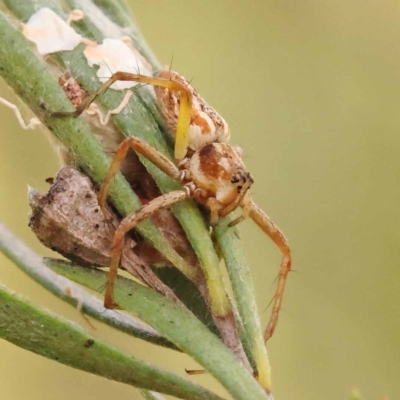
[0,284,223,400]
[49,261,271,400]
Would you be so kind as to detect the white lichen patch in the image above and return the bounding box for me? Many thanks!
[83,38,152,90]
[22,7,82,55]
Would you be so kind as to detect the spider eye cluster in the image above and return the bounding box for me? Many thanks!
[230,171,254,193]
[230,172,254,185]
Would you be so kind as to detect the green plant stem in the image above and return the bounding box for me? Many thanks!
[215,217,272,389]
[0,223,176,350]
[0,284,223,400]
[48,256,271,400]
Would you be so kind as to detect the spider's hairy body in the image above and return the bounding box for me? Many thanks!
[55,68,291,342]
[155,70,230,152]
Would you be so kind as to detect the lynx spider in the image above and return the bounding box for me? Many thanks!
[56,70,292,340]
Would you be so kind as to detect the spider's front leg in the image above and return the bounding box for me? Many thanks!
[247,200,292,341]
[104,189,190,308]
[97,136,181,213]
[52,71,193,160]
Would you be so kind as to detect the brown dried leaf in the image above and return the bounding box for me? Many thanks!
[28,166,181,304]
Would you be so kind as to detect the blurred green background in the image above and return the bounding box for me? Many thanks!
[1,0,399,399]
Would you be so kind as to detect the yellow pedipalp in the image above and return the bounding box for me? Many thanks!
[174,88,192,160]
[114,74,192,159]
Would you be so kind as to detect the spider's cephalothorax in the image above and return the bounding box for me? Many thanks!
[183,142,254,222]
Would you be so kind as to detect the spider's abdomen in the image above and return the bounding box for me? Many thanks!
[154,70,230,151]
[189,143,253,205]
